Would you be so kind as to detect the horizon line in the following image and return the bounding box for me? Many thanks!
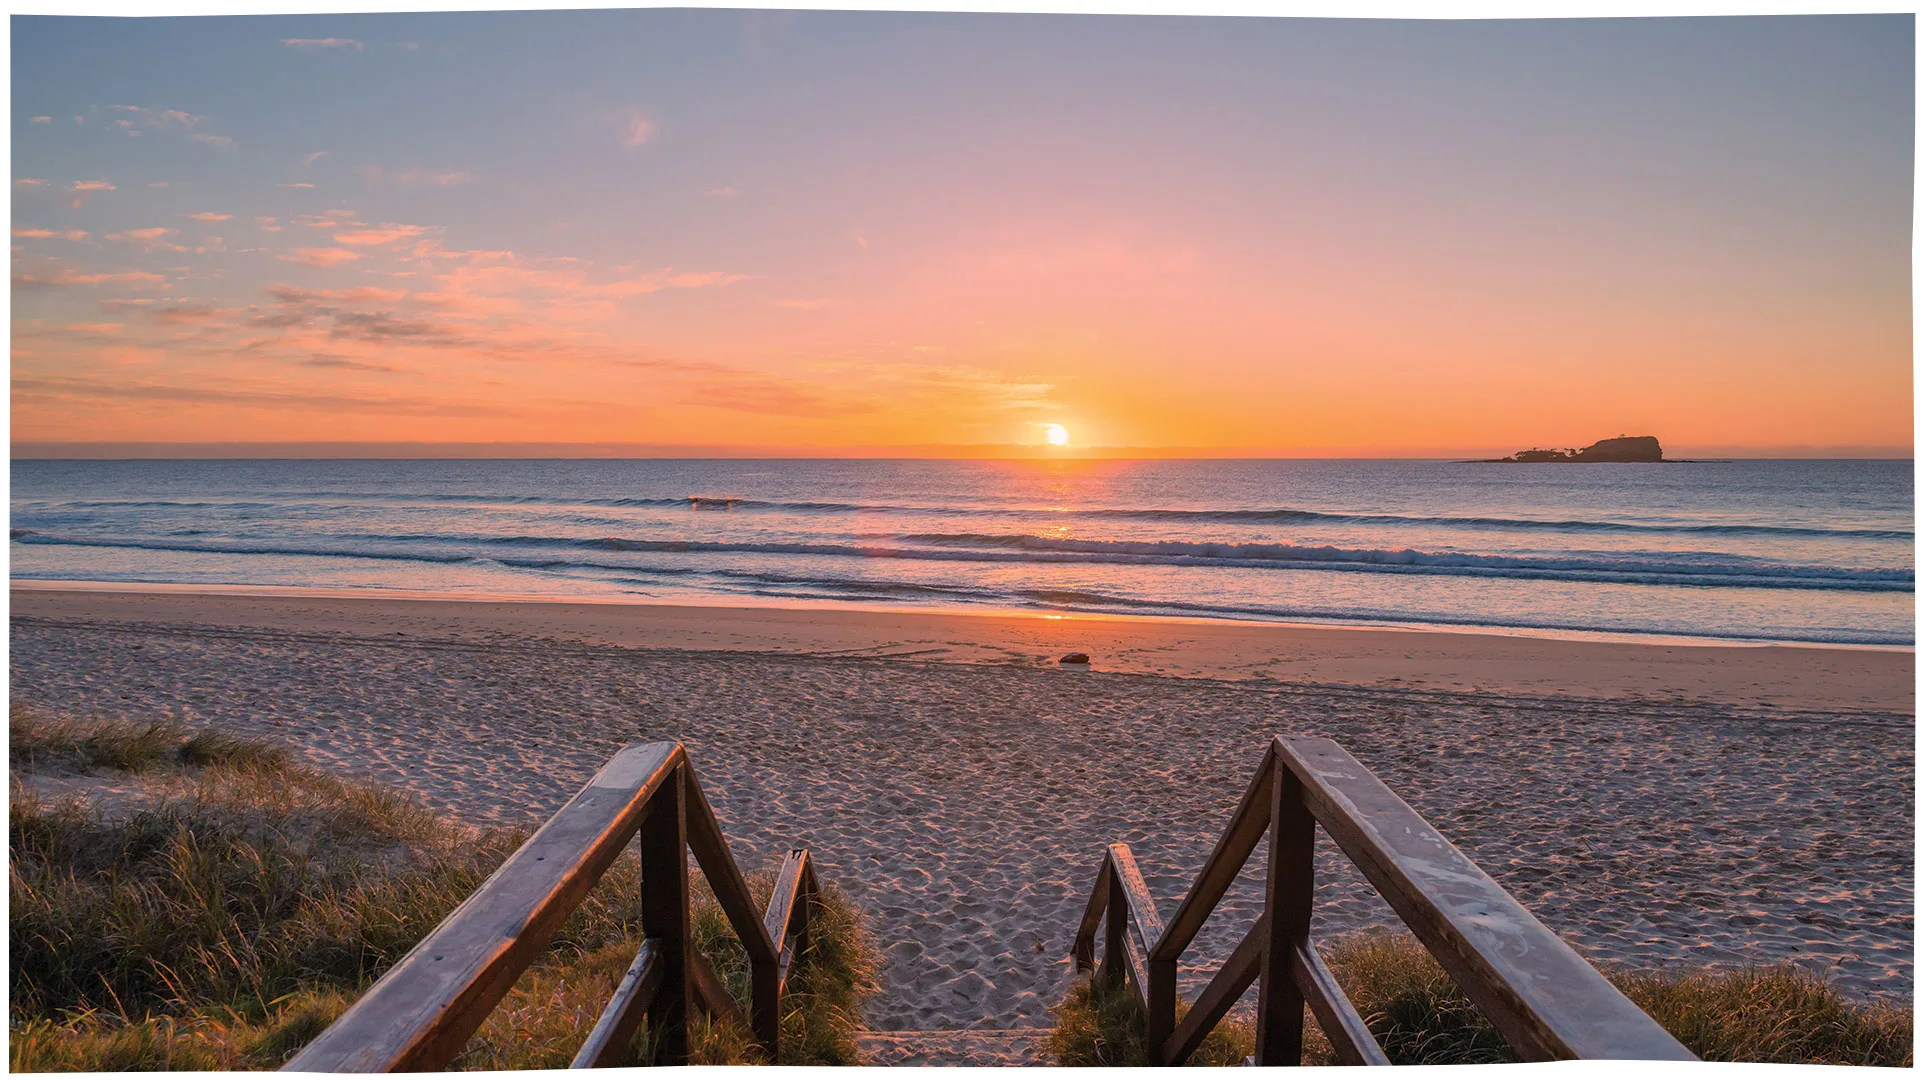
[10,441,1915,461]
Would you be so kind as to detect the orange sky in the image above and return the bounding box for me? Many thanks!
[11,12,1914,456]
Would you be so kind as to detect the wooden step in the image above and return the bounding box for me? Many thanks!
[856,1028,1055,1067]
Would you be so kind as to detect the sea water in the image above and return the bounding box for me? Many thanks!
[10,457,1914,646]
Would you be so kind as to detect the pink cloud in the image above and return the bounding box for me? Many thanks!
[279,183,318,189]
[106,227,187,253]
[624,112,655,148]
[16,178,49,188]
[278,247,363,268]
[13,228,90,242]
[29,116,52,124]
[705,186,738,197]
[14,269,167,289]
[184,212,232,223]
[333,224,431,246]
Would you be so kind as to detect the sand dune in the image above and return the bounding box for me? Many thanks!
[8,588,1913,1030]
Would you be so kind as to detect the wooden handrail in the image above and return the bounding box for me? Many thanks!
[1073,734,1697,1066]
[285,742,824,1072]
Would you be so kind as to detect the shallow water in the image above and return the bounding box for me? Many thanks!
[11,457,1913,644]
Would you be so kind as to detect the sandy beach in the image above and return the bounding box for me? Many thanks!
[9,586,1914,1031]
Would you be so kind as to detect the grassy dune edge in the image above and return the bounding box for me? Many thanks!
[1047,927,1914,1066]
[8,709,878,1070]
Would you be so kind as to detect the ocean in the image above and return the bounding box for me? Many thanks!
[10,457,1914,646]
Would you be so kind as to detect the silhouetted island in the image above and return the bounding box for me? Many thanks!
[1480,435,1664,463]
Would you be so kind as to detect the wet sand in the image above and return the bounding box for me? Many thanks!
[8,587,1913,1029]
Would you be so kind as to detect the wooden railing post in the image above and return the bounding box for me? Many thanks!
[641,762,692,1065]
[1255,757,1315,1065]
[1099,858,1129,993]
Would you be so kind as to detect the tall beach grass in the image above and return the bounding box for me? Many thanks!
[9,708,877,1070]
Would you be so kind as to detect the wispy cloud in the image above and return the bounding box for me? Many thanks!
[14,268,168,290]
[13,374,507,417]
[183,212,232,224]
[704,186,738,197]
[13,227,90,242]
[277,247,363,268]
[69,179,117,209]
[29,116,51,124]
[360,165,473,187]
[16,178,49,188]
[106,227,187,253]
[94,105,235,148]
[623,111,655,148]
[281,37,363,51]
[278,182,318,189]
[257,216,283,232]
[301,151,328,167]
[333,224,431,246]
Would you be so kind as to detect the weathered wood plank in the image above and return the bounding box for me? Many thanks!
[1289,937,1389,1066]
[284,743,683,1073]
[1274,735,1695,1062]
[1151,742,1275,964]
[1107,843,1165,953]
[1165,915,1266,1066]
[683,764,777,965]
[1255,758,1315,1065]
[1100,859,1129,993]
[1071,852,1112,972]
[569,941,661,1069]
[639,763,692,1065]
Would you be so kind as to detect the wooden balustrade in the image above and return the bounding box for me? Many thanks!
[284,743,820,1071]
[1072,735,1696,1065]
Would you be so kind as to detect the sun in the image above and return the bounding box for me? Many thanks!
[1043,424,1070,446]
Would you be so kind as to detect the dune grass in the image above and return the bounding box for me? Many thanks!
[1048,930,1913,1067]
[9,709,878,1070]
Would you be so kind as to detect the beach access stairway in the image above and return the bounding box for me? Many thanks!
[285,741,822,1070]
[1074,734,1698,1065]
[282,735,1698,1069]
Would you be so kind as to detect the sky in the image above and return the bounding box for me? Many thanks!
[9,11,1914,456]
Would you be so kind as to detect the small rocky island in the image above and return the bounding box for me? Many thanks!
[1483,435,1664,463]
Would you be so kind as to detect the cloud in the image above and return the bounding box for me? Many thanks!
[106,227,187,253]
[301,151,328,167]
[256,216,283,232]
[396,41,420,51]
[281,37,363,51]
[265,285,409,305]
[13,228,90,242]
[333,224,431,246]
[29,116,51,124]
[277,247,363,268]
[279,183,317,189]
[704,186,738,197]
[148,182,169,189]
[12,374,507,417]
[298,354,400,372]
[13,268,167,289]
[142,304,225,324]
[360,165,473,187]
[183,212,232,224]
[623,111,655,148]
[95,105,234,147]
[16,178,49,188]
[68,179,116,209]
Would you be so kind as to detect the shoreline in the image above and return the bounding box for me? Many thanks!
[12,583,1913,713]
